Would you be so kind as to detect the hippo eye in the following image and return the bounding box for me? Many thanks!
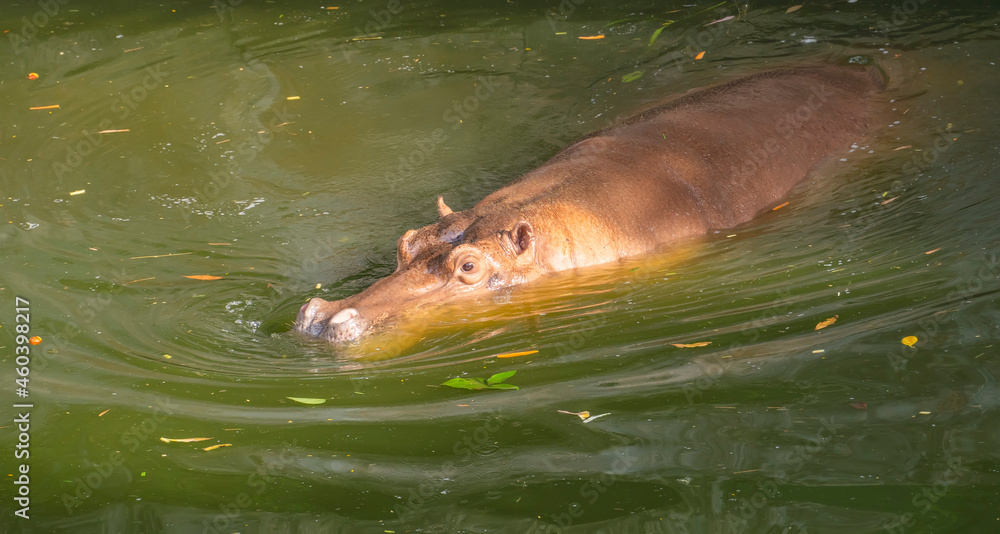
[453,250,486,285]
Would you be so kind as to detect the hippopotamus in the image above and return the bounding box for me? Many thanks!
[296,65,885,343]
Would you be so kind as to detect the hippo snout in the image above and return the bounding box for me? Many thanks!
[295,298,370,342]
[325,307,368,342]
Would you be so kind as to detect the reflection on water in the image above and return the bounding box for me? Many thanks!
[2,0,999,532]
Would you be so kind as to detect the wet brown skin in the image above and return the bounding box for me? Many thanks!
[296,65,885,343]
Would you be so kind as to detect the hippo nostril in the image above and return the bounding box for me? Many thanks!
[331,308,359,325]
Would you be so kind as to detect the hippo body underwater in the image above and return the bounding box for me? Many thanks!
[296,65,885,343]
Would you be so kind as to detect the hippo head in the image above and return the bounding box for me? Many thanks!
[294,197,541,343]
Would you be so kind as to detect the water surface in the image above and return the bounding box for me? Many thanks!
[2,0,999,532]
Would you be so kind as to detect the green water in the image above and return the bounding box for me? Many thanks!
[2,0,999,532]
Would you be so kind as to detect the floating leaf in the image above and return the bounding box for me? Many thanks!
[815,315,839,331]
[901,336,918,347]
[442,373,518,391]
[496,350,538,359]
[557,410,609,423]
[649,25,668,46]
[183,275,224,280]
[671,341,712,348]
[695,51,706,60]
[131,252,195,260]
[160,437,212,443]
[786,5,802,13]
[287,397,327,405]
[202,443,233,451]
[487,383,519,390]
[706,15,734,25]
[582,413,610,423]
[487,370,517,385]
[881,196,899,205]
[578,35,605,40]
[441,377,488,390]
[622,70,643,83]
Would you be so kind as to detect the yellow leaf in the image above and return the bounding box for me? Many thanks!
[786,5,802,13]
[183,275,224,281]
[671,341,712,348]
[695,51,706,60]
[815,315,838,330]
[160,437,212,443]
[287,397,327,405]
[496,350,539,359]
[202,443,233,451]
[901,336,918,347]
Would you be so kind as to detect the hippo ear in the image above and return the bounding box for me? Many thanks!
[396,229,418,269]
[437,196,453,218]
[511,221,534,256]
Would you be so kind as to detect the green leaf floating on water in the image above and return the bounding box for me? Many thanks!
[649,25,669,46]
[442,371,519,391]
[487,370,517,385]
[622,70,643,83]
[441,378,488,390]
[287,397,327,405]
